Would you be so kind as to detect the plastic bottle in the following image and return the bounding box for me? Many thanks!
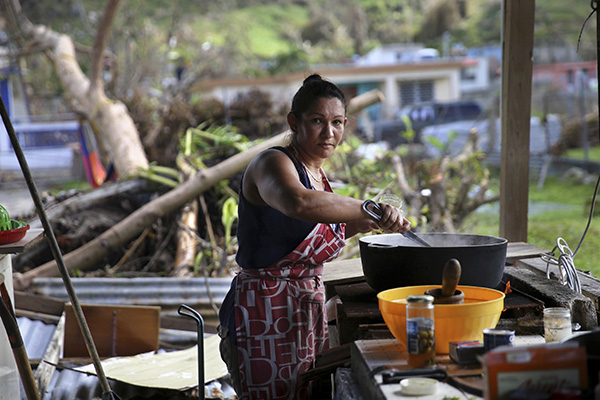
[406,294,435,367]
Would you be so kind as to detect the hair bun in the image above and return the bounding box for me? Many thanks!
[303,74,322,85]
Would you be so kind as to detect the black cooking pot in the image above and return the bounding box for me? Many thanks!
[359,233,508,292]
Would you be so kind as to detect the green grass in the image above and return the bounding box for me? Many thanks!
[189,5,309,58]
[462,174,600,278]
[48,179,92,195]
[564,146,600,161]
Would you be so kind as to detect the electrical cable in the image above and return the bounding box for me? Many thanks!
[540,174,599,294]
[539,1,600,294]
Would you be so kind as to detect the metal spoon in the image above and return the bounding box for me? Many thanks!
[362,199,432,247]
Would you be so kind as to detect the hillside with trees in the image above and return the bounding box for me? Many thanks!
[14,0,599,103]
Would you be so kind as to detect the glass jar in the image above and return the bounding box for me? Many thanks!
[406,294,435,367]
[543,307,572,343]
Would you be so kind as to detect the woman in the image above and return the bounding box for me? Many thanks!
[218,74,411,399]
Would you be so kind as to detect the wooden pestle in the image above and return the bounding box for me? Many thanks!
[425,258,465,304]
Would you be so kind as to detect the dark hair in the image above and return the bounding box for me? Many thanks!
[290,74,347,117]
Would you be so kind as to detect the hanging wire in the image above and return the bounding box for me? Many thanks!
[540,1,600,294]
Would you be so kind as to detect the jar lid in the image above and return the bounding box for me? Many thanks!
[406,294,434,303]
[543,307,571,316]
[400,378,438,396]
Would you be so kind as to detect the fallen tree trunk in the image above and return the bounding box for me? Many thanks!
[28,179,152,229]
[13,90,384,290]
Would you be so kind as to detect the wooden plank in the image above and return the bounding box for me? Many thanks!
[15,309,61,324]
[323,257,364,286]
[499,0,536,241]
[503,264,598,329]
[506,242,548,263]
[514,256,600,313]
[0,228,44,254]
[64,303,160,358]
[15,290,65,316]
[35,312,65,394]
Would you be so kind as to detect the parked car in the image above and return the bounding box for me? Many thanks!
[359,100,485,148]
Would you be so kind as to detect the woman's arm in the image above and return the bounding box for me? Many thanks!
[243,149,410,233]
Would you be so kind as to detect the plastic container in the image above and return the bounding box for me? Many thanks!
[378,285,505,354]
[406,294,435,367]
[0,221,30,244]
[544,308,572,343]
[400,377,439,396]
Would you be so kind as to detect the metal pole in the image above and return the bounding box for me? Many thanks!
[178,304,205,400]
[0,96,120,399]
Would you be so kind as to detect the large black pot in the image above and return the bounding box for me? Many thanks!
[359,233,508,292]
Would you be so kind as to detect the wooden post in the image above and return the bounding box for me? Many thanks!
[500,0,535,242]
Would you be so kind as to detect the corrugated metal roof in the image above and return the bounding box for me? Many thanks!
[32,277,233,309]
[18,317,55,359]
[40,367,195,400]
[17,316,235,400]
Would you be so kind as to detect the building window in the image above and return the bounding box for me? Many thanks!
[399,81,434,106]
[461,66,477,81]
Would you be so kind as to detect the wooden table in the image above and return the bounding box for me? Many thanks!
[351,338,483,400]
[350,335,546,400]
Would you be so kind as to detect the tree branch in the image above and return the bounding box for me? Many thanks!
[89,0,120,92]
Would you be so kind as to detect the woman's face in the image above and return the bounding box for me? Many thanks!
[289,96,347,161]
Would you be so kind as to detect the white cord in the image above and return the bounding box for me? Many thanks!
[538,174,600,294]
[541,238,581,293]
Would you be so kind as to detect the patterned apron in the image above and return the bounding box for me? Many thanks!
[234,221,345,400]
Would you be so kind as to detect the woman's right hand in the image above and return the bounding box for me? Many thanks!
[375,202,412,233]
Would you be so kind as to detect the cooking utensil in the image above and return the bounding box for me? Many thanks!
[362,199,431,247]
[359,233,507,292]
[381,367,448,384]
[425,258,465,304]
[378,285,505,354]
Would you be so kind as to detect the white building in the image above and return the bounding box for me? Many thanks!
[191,50,490,123]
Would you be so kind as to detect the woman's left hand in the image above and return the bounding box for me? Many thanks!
[346,219,380,237]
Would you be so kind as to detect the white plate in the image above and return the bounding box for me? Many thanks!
[400,377,439,396]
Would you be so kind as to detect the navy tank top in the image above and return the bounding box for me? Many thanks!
[235,146,317,269]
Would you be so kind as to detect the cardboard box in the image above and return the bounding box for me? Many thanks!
[482,342,587,399]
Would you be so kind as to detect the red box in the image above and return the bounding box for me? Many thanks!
[482,343,587,399]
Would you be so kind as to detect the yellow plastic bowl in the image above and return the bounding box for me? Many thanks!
[378,285,505,354]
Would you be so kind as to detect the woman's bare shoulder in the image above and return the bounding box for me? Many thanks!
[249,147,292,172]
[243,147,299,205]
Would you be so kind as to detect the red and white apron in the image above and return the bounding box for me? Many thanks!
[234,221,345,400]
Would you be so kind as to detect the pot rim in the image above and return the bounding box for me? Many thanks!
[359,232,508,248]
